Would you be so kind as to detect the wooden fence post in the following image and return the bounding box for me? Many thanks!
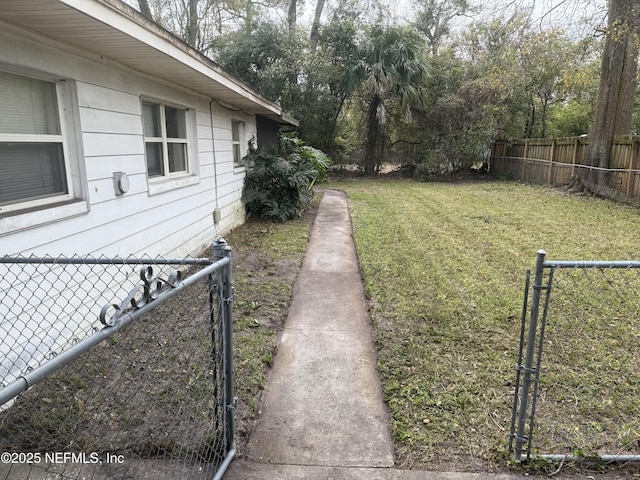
[628,136,640,198]
[571,137,580,178]
[548,139,556,185]
[523,139,529,179]
[492,134,640,199]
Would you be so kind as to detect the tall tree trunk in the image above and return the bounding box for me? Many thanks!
[582,0,640,191]
[365,94,383,175]
[287,0,297,32]
[309,0,326,52]
[328,94,348,157]
[185,0,199,47]
[137,0,153,19]
[525,100,535,138]
[540,97,548,138]
[245,0,254,33]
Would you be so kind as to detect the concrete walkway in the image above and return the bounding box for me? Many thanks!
[223,190,526,480]
[224,189,395,478]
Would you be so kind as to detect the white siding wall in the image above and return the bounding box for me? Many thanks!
[0,26,253,259]
[0,24,257,386]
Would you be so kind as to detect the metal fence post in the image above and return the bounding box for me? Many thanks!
[0,253,238,479]
[514,249,546,461]
[508,269,531,454]
[212,237,237,480]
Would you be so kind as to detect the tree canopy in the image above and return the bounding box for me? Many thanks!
[124,0,621,178]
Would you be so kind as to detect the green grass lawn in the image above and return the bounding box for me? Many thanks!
[328,178,640,472]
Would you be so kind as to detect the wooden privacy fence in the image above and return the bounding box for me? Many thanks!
[491,136,640,199]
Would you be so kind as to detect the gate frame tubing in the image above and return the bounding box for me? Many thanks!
[0,242,237,480]
[511,251,640,464]
[212,237,237,480]
[512,250,549,460]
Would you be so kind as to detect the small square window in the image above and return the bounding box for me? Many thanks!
[142,102,161,137]
[232,120,245,166]
[0,71,71,211]
[165,106,186,138]
[145,142,164,176]
[168,143,187,172]
[142,101,189,178]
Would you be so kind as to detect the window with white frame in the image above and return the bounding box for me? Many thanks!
[142,101,189,178]
[0,70,72,212]
[232,120,245,166]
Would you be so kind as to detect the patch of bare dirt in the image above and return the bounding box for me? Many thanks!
[225,202,318,457]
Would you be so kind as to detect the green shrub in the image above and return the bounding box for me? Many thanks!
[242,137,331,221]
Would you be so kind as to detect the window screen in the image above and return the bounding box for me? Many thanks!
[0,71,68,207]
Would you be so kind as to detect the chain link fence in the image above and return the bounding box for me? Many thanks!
[510,251,640,464]
[0,239,236,480]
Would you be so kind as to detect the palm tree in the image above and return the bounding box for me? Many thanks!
[354,26,428,174]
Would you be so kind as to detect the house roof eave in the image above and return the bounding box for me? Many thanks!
[0,0,296,122]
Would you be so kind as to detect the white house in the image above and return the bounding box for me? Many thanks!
[0,0,297,259]
[0,0,300,390]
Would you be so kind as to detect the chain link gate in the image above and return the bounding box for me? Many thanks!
[0,238,236,480]
[510,250,640,464]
